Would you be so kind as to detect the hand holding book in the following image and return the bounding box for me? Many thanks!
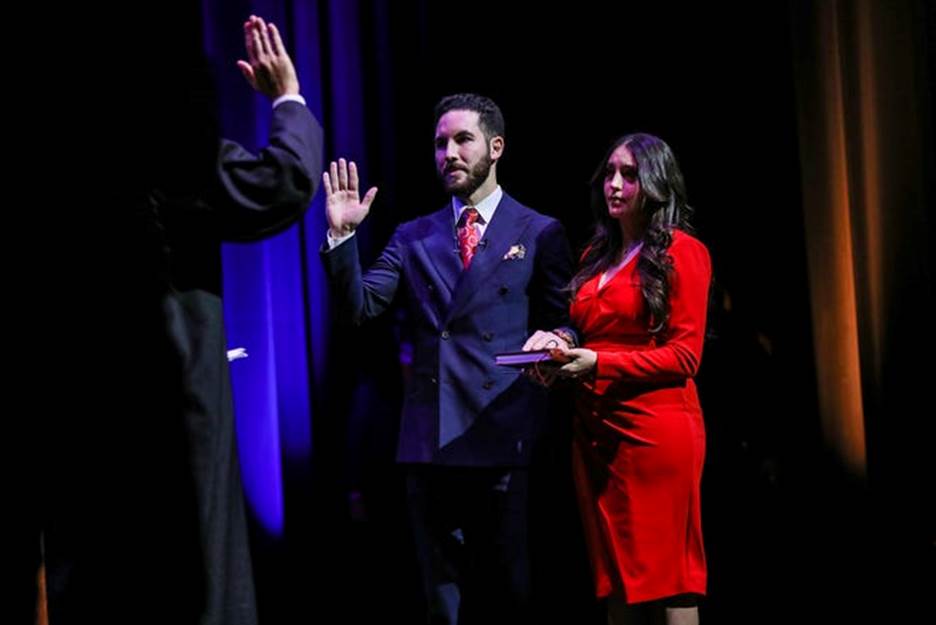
[495,344,597,387]
[495,347,572,387]
[494,348,572,367]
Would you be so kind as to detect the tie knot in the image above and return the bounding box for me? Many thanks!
[457,207,480,228]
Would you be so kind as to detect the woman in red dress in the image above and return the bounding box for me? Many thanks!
[558,134,711,624]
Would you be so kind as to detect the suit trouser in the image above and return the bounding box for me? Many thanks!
[405,465,531,625]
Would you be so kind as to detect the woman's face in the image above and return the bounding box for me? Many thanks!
[603,144,642,222]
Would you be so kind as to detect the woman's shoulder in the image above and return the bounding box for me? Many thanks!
[669,229,711,266]
[670,228,707,251]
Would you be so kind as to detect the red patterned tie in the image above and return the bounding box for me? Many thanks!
[457,207,481,269]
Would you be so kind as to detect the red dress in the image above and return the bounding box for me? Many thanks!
[570,229,710,603]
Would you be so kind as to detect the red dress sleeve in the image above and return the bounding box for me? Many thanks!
[595,232,712,381]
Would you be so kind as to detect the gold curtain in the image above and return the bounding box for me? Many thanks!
[791,0,933,478]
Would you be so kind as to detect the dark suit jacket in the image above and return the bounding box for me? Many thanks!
[323,192,573,467]
[46,101,322,625]
[159,102,323,533]
[159,100,323,623]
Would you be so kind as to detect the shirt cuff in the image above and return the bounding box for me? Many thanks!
[273,94,307,109]
[326,230,355,249]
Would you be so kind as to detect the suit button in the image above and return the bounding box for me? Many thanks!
[427,284,434,291]
[441,330,450,340]
[482,332,493,342]
[430,377,438,385]
[483,380,494,390]
[498,285,508,295]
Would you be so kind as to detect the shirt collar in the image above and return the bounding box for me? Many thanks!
[452,185,502,225]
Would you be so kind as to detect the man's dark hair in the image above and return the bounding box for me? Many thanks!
[433,93,505,140]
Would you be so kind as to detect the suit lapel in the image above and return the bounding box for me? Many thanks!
[418,207,461,296]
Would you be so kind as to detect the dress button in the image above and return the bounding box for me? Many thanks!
[441,330,450,340]
[482,332,493,342]
[483,380,494,390]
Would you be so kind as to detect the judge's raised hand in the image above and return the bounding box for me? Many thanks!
[236,15,300,99]
[323,158,378,237]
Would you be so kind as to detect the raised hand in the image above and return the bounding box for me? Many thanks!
[236,15,300,98]
[323,158,378,237]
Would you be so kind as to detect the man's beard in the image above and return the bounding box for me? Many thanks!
[440,151,493,197]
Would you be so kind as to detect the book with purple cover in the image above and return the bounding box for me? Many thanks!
[494,349,570,367]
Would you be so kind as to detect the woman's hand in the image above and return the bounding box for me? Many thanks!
[558,348,597,379]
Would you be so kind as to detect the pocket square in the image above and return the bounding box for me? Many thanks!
[503,244,526,260]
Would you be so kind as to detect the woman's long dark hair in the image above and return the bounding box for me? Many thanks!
[569,133,693,334]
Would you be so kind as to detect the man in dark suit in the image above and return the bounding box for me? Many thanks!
[321,93,574,624]
[41,15,322,625]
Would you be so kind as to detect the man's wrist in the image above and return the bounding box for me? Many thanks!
[326,228,356,249]
[329,225,355,238]
[553,328,577,349]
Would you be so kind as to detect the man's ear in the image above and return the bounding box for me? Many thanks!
[489,135,505,161]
